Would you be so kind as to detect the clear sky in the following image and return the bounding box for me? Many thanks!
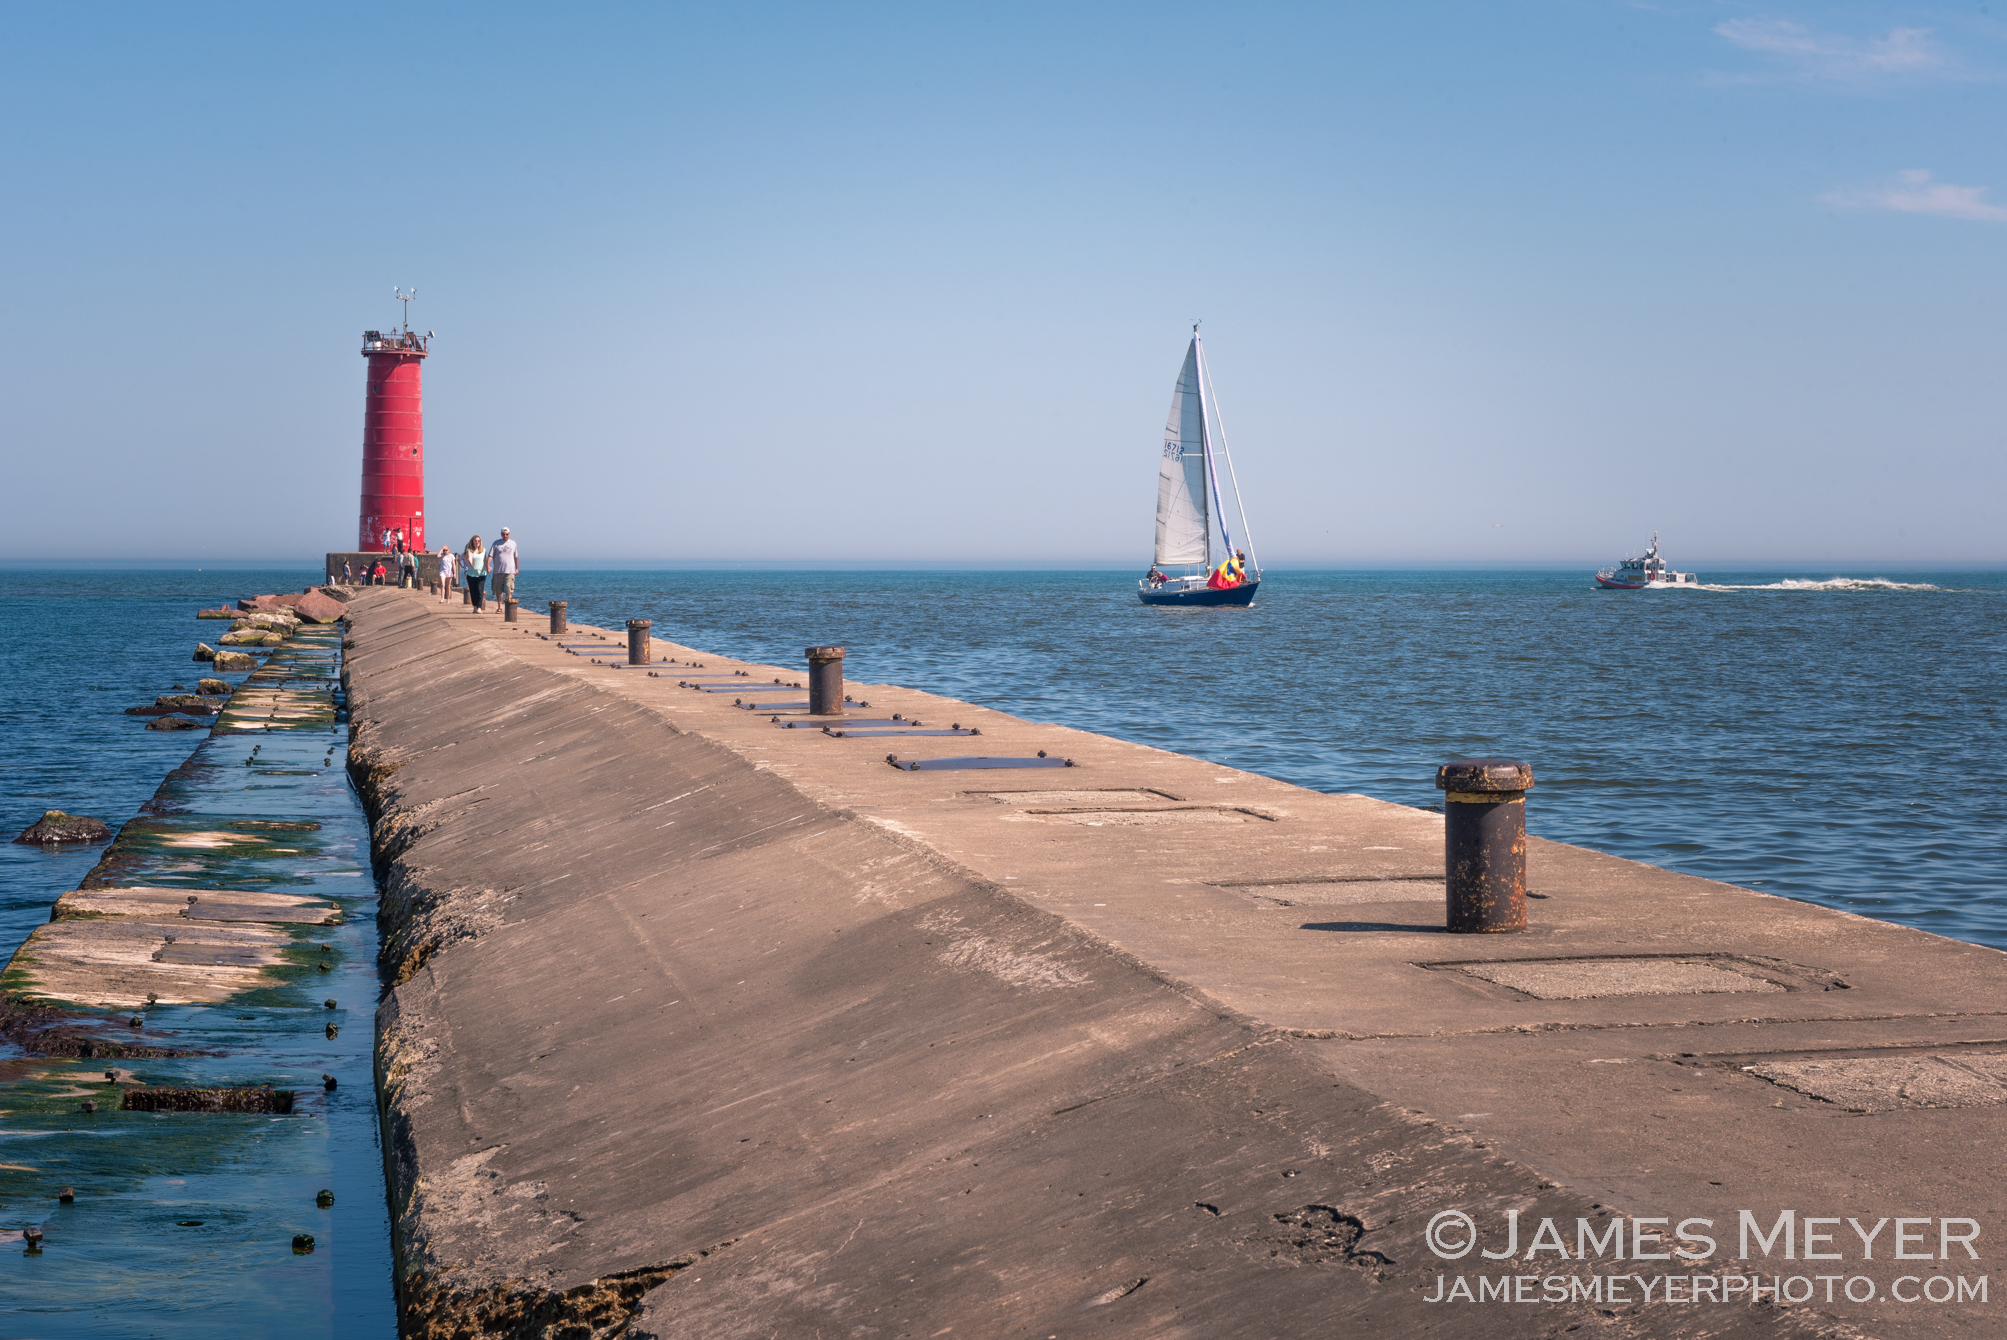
[3,2,2002,567]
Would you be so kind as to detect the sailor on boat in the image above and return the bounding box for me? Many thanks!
[1137,327,1263,607]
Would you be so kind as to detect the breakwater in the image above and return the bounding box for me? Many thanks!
[349,587,2003,1339]
[0,594,395,1338]
[534,568,2007,954]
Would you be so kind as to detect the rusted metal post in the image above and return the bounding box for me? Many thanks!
[807,646,845,716]
[504,600,518,623]
[1435,758,1533,933]
[627,619,652,666]
[549,601,567,634]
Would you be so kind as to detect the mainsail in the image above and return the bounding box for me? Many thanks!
[1154,338,1210,566]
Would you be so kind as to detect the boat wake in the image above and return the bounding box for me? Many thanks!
[1698,577,1947,593]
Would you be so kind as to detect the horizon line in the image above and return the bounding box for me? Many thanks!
[2,558,2003,574]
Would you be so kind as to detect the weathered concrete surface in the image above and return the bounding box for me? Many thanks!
[346,589,2004,1339]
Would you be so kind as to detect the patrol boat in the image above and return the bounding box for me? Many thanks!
[1595,533,1699,589]
[1138,327,1261,607]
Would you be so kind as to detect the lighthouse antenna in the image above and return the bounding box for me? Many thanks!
[393,286,417,334]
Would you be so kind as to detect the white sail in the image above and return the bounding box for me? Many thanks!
[1154,338,1210,566]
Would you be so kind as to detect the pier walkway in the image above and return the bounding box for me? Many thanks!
[344,589,2004,1339]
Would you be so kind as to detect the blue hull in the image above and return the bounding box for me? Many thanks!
[1138,578,1260,607]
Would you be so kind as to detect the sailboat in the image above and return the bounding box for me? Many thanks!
[1138,327,1262,606]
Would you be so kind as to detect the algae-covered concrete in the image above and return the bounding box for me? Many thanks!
[345,589,2004,1339]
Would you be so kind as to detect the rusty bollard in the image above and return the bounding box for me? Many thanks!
[504,599,518,624]
[549,601,568,634]
[807,646,845,716]
[627,619,652,666]
[1435,758,1533,933]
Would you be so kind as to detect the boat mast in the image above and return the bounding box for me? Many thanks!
[1196,333,1259,573]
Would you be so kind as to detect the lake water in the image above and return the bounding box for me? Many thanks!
[0,571,394,1338]
[527,567,2007,952]
[1,564,2002,1332]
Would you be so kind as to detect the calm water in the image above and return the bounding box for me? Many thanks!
[1,565,2002,1334]
[0,570,395,1339]
[515,567,2007,951]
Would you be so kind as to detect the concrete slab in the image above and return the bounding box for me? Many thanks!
[1456,957,1791,1000]
[1748,1052,2007,1111]
[344,591,2007,1339]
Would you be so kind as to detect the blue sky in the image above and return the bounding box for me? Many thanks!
[3,2,2002,566]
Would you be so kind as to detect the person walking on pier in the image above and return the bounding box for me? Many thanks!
[462,535,490,612]
[438,544,457,601]
[491,527,519,606]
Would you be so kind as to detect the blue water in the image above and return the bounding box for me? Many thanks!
[0,570,395,1339]
[2,564,2003,1333]
[520,567,2007,952]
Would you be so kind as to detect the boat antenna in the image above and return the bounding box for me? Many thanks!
[1195,332,1259,573]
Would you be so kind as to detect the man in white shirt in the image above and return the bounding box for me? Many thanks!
[491,527,520,605]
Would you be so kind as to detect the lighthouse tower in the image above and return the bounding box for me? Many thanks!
[358,292,430,552]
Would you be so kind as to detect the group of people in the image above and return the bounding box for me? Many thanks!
[334,526,521,612]
[1143,548,1250,590]
[437,527,519,612]
[341,537,418,588]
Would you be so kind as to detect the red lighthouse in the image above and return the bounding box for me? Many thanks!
[358,293,430,552]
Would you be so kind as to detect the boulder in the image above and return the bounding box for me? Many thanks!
[156,695,220,713]
[193,643,217,662]
[293,590,346,624]
[198,678,231,696]
[147,715,204,731]
[315,586,353,604]
[13,811,113,845]
[212,651,258,672]
[196,607,237,619]
[269,592,305,609]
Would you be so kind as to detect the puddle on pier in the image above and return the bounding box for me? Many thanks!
[0,625,396,1338]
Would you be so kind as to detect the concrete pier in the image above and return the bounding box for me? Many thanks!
[344,589,2004,1338]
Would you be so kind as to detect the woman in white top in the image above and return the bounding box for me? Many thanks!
[438,545,457,600]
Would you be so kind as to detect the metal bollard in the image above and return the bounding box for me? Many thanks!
[462,587,471,606]
[549,601,568,634]
[1435,758,1534,933]
[627,619,652,665]
[807,646,845,716]
[504,600,518,623]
